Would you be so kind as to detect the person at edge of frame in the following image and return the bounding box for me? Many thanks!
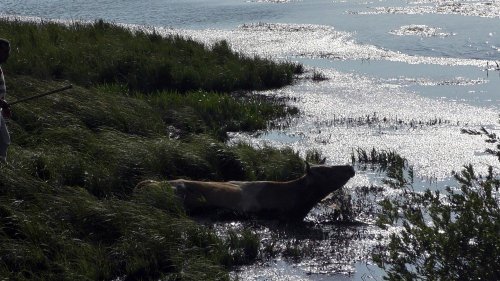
[0,38,12,164]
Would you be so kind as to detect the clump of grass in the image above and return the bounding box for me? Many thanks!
[325,189,356,223]
[282,240,303,262]
[352,148,413,189]
[220,229,260,266]
[352,148,407,171]
[311,70,327,82]
[316,185,385,224]
[281,239,317,263]
[1,19,303,94]
[233,143,305,181]
[305,148,325,164]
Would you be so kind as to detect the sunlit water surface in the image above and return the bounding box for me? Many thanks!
[2,0,500,279]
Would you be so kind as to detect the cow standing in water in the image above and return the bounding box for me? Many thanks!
[136,162,355,221]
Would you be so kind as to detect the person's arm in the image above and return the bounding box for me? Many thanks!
[0,98,11,118]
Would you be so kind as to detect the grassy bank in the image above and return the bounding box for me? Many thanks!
[7,75,304,196]
[0,19,305,280]
[0,19,303,93]
[1,78,304,280]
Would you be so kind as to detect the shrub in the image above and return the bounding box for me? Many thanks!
[371,132,500,280]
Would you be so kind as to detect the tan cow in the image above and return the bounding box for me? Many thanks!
[136,163,355,221]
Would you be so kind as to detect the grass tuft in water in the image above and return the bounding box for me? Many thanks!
[311,70,328,82]
[305,148,325,164]
[221,229,260,266]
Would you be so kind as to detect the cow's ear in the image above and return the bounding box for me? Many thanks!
[305,161,311,174]
[319,157,326,165]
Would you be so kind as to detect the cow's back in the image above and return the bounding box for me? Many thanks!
[168,179,243,211]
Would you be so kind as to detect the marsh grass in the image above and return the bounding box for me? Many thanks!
[352,148,409,177]
[311,70,328,82]
[6,76,304,195]
[315,113,456,130]
[0,18,307,280]
[305,148,325,164]
[0,169,231,280]
[233,143,304,181]
[0,19,303,93]
[316,185,385,225]
[222,229,260,266]
[0,75,305,279]
[141,89,298,140]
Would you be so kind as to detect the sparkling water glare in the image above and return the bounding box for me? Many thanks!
[148,23,500,180]
[358,0,500,19]
[229,69,498,180]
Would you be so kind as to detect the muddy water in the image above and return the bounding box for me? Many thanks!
[3,0,500,279]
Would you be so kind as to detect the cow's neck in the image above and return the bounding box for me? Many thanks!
[285,175,332,219]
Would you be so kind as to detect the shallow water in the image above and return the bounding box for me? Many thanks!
[2,0,500,279]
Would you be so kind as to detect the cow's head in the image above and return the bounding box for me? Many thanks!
[305,162,355,195]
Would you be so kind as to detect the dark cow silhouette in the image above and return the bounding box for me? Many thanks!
[136,162,355,221]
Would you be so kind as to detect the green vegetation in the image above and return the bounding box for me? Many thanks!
[366,142,500,280]
[0,19,306,280]
[1,176,229,280]
[0,19,302,93]
[7,76,304,196]
[143,89,298,141]
[221,229,260,266]
[352,148,408,172]
[311,70,327,82]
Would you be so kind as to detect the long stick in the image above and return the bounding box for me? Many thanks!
[9,84,73,105]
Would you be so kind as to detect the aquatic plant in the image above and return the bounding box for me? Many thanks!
[352,148,408,171]
[318,185,385,225]
[315,113,455,130]
[282,240,304,262]
[311,70,328,82]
